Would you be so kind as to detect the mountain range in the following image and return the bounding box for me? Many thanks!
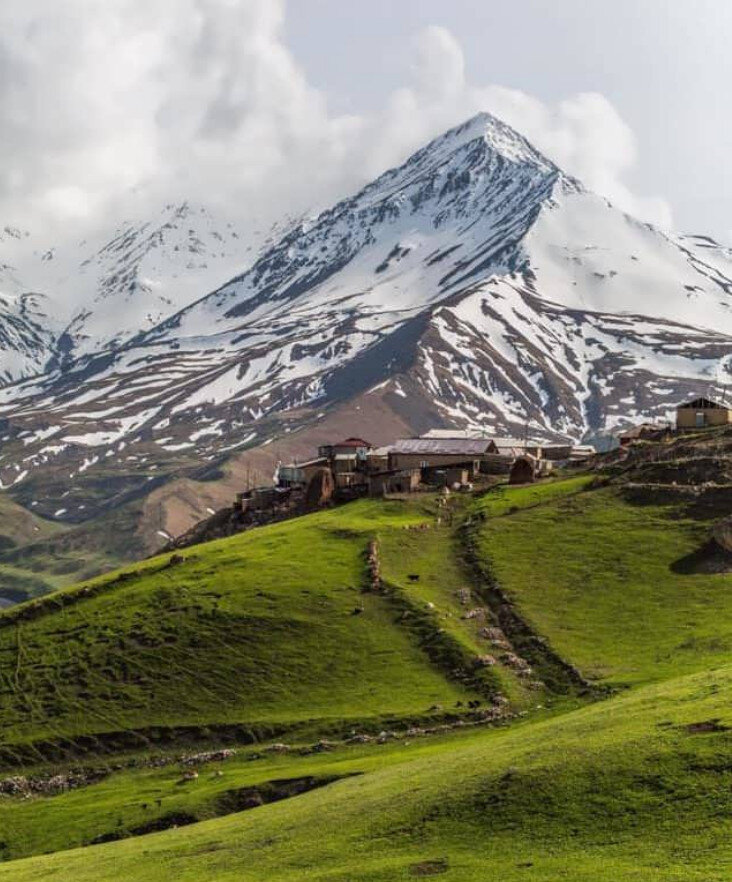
[0,111,731,538]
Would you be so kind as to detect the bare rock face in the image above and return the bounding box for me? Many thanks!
[713,516,732,553]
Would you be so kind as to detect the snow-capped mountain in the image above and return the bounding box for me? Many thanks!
[1,112,731,520]
[0,202,262,379]
[0,291,59,385]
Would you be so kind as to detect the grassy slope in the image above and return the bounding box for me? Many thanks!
[4,663,732,881]
[474,481,732,686]
[2,476,732,879]
[0,496,62,602]
[0,498,147,591]
[0,497,504,754]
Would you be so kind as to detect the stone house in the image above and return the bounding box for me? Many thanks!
[387,438,498,475]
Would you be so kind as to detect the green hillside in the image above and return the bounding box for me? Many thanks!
[1,459,731,879]
[0,495,63,604]
[0,494,567,766]
[472,479,732,686]
[0,497,148,595]
[2,664,732,880]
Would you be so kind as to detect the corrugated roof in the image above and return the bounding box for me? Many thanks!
[492,437,533,448]
[421,428,488,440]
[390,438,493,456]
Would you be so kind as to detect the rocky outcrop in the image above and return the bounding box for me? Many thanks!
[713,515,732,553]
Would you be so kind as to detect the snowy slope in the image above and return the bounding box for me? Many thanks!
[0,203,257,379]
[0,292,59,385]
[55,202,260,360]
[0,112,731,518]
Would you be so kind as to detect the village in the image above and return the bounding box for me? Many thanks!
[232,395,732,521]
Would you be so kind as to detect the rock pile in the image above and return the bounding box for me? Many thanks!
[713,515,732,553]
[0,768,108,797]
[366,539,381,592]
[501,652,533,677]
[463,607,488,621]
[473,654,497,667]
[180,749,236,767]
[478,626,511,649]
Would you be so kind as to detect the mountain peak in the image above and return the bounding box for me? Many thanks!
[416,111,559,175]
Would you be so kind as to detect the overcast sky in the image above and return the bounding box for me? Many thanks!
[1,0,729,248]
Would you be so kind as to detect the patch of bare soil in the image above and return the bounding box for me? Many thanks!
[409,858,450,876]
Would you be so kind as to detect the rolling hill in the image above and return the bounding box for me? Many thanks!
[0,436,731,877]
[3,665,731,880]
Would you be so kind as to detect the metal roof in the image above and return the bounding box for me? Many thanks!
[390,438,494,456]
[677,397,729,410]
[421,428,489,440]
[492,437,534,448]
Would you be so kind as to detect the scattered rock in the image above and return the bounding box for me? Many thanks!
[463,607,488,621]
[479,626,511,648]
[264,743,292,754]
[501,652,533,674]
[473,654,497,667]
[345,733,374,744]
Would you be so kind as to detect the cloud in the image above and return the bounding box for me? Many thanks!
[358,26,673,227]
[0,4,673,259]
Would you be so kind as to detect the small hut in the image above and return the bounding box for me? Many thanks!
[508,455,537,485]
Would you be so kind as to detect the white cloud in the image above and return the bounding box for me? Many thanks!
[0,4,673,260]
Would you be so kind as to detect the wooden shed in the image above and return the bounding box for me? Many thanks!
[676,397,732,430]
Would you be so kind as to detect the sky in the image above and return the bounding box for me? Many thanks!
[0,0,729,253]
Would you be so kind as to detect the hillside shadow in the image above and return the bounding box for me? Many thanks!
[671,539,732,575]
